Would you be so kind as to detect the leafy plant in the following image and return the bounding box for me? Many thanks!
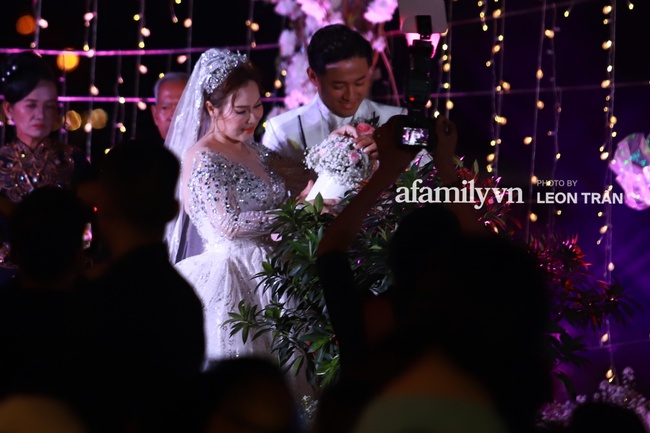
[225,159,638,394]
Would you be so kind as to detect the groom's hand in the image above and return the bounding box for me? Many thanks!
[329,124,379,160]
[354,135,378,161]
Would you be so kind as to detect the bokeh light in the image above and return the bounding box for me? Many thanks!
[56,51,80,72]
[90,109,108,129]
[16,15,36,35]
[65,110,82,131]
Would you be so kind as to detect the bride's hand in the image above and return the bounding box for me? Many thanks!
[296,180,314,203]
[296,180,340,213]
[328,124,358,139]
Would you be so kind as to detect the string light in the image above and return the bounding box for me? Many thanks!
[600,0,617,386]
[83,0,99,161]
[544,3,563,230]
[185,0,195,72]
[246,0,256,54]
[487,0,507,175]
[436,1,453,118]
[524,0,547,240]
[170,0,179,23]
[31,0,44,49]
[129,0,146,139]
[110,54,125,146]
[1,0,645,195]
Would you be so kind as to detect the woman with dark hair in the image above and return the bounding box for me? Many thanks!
[0,51,89,201]
[164,48,313,361]
[0,51,90,279]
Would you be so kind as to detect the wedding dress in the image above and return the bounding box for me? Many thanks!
[175,143,287,360]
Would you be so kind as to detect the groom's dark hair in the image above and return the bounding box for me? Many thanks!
[308,24,373,76]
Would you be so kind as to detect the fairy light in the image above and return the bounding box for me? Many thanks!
[82,0,99,161]
[544,3,563,231]
[438,1,454,118]
[524,0,547,240]
[129,0,146,139]
[478,0,488,31]
[246,16,261,50]
[185,0,195,72]
[601,0,617,386]
[246,0,256,54]
[110,55,126,146]
[170,0,179,23]
[31,0,43,49]
[488,0,507,175]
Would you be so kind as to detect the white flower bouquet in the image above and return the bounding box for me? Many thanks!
[305,122,375,200]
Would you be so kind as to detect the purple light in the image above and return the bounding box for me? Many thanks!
[0,43,278,57]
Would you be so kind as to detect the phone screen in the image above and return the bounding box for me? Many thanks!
[401,126,429,147]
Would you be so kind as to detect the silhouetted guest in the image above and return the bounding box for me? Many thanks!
[0,186,91,394]
[568,401,648,433]
[0,392,89,433]
[178,357,301,433]
[314,115,552,433]
[77,139,205,431]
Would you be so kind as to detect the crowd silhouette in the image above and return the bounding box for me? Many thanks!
[1,45,647,433]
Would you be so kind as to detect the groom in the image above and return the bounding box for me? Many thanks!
[262,24,406,162]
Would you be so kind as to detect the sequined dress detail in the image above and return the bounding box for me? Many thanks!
[0,139,76,203]
[0,139,79,268]
[175,143,286,360]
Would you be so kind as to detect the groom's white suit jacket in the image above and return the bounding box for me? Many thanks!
[262,94,406,160]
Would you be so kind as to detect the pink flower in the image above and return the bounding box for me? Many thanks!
[355,122,374,135]
[349,152,360,164]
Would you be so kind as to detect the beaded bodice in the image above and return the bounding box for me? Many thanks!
[184,143,287,250]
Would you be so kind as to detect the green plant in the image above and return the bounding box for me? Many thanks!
[225,159,638,394]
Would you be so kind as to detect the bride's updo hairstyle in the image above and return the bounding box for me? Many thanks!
[1,51,57,105]
[203,62,263,113]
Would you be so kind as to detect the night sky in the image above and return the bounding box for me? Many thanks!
[2,0,650,397]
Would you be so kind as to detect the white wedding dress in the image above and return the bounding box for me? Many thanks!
[175,143,287,361]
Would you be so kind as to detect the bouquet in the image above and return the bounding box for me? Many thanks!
[304,121,375,201]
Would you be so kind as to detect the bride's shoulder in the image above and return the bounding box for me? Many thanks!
[185,141,221,163]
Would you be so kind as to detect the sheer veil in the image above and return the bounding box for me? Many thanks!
[164,48,248,263]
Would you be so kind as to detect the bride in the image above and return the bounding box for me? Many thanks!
[164,48,312,361]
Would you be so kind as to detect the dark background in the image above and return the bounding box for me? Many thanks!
[1,0,649,399]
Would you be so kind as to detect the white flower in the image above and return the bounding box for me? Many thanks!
[279,29,298,57]
[298,0,328,23]
[283,53,315,108]
[274,0,300,17]
[305,131,373,189]
[371,35,387,52]
[284,88,313,109]
[363,0,398,24]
